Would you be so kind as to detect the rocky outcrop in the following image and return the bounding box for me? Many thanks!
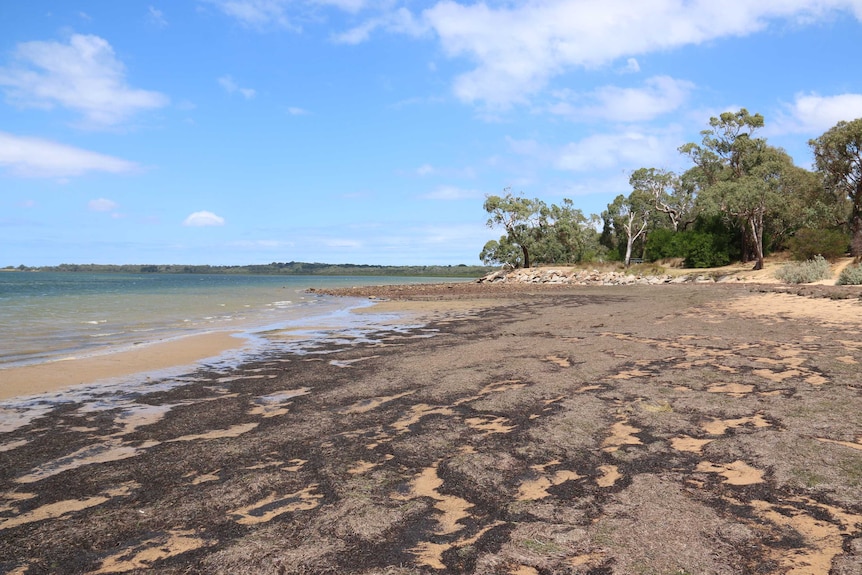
[476,267,722,286]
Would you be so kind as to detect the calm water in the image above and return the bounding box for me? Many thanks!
[0,272,456,370]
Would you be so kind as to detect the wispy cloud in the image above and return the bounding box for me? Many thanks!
[325,238,362,248]
[287,106,309,115]
[148,5,168,27]
[0,132,139,178]
[621,57,640,74]
[0,34,169,128]
[555,131,673,172]
[416,163,436,176]
[203,0,298,31]
[88,198,118,212]
[205,0,372,32]
[218,75,256,99]
[331,8,427,44]
[411,163,477,179]
[421,185,483,200]
[506,127,682,175]
[548,76,695,123]
[228,239,294,248]
[183,211,225,227]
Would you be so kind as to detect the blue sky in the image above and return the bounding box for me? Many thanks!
[2,1,862,266]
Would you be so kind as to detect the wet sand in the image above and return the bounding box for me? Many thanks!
[1,282,862,574]
[0,331,246,401]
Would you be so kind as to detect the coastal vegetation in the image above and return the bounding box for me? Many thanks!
[483,111,862,270]
[774,255,832,284]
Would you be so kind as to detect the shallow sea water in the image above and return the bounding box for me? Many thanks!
[0,272,452,407]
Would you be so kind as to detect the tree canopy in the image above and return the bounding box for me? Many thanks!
[482,191,603,268]
[482,110,860,269]
[810,118,862,257]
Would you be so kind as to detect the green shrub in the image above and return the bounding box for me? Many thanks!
[788,228,849,261]
[837,263,862,285]
[645,228,677,260]
[775,255,831,284]
[683,232,732,268]
[645,228,733,268]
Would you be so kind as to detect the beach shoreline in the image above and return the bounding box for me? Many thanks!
[0,331,249,402]
[2,282,862,573]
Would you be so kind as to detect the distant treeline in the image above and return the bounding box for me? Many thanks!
[5,262,494,278]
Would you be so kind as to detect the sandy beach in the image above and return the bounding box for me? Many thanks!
[1,281,862,574]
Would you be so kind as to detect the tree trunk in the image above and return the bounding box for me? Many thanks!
[851,212,862,259]
[521,245,531,268]
[624,237,633,267]
[749,215,764,271]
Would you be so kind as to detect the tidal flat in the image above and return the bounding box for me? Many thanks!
[1,283,861,574]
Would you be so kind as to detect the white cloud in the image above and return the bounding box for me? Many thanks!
[621,58,640,74]
[148,6,168,27]
[325,238,362,248]
[506,127,681,175]
[560,172,632,199]
[772,92,862,135]
[420,0,862,107]
[321,0,367,12]
[409,162,478,179]
[287,106,309,115]
[228,239,294,248]
[556,131,671,172]
[332,8,427,44]
[422,185,483,200]
[0,132,139,178]
[416,163,436,176]
[183,211,225,227]
[505,136,543,157]
[0,34,169,127]
[205,0,373,32]
[88,198,118,212]
[204,0,298,30]
[218,75,256,99]
[549,76,695,123]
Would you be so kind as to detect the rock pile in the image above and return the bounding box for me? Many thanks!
[476,267,721,286]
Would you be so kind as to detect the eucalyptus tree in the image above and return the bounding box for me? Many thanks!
[482,191,604,266]
[535,198,596,264]
[483,190,546,268]
[810,118,862,257]
[606,189,654,266]
[480,235,522,267]
[766,163,827,251]
[629,167,696,231]
[679,108,791,270]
